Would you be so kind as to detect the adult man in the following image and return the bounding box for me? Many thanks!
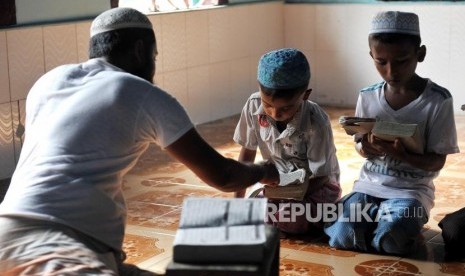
[0,7,278,275]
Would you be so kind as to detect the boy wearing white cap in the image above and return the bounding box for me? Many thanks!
[234,48,341,235]
[324,11,459,255]
[0,7,280,275]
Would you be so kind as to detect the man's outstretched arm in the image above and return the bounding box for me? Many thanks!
[165,128,279,192]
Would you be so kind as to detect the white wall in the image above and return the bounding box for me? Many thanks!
[151,3,284,124]
[284,3,465,113]
[0,2,284,179]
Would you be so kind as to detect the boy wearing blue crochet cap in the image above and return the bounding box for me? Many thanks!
[233,48,341,235]
[324,11,459,255]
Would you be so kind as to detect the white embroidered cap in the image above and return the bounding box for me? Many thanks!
[369,11,420,36]
[90,7,152,37]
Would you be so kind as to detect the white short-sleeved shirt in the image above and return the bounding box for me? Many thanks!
[353,80,460,215]
[0,58,194,251]
[233,92,340,182]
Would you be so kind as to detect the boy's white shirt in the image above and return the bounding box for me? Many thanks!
[233,92,340,183]
[353,79,459,216]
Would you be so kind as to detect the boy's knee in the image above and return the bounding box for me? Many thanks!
[324,222,366,250]
[373,232,415,255]
[372,224,420,255]
[326,228,354,249]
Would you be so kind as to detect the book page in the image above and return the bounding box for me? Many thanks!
[178,198,267,228]
[279,169,306,186]
[372,121,424,154]
[339,117,423,153]
[174,225,266,245]
[372,121,417,137]
[173,195,270,264]
[227,199,266,225]
[178,199,228,228]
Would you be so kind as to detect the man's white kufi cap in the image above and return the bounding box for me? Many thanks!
[369,11,420,36]
[90,7,152,37]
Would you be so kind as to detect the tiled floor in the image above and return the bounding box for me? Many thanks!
[122,106,465,276]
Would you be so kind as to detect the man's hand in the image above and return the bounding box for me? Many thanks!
[258,160,279,187]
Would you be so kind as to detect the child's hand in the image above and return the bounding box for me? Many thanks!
[357,133,385,157]
[368,134,408,159]
[373,137,407,159]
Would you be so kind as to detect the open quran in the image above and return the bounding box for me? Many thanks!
[339,116,424,154]
[246,169,308,201]
[172,197,268,264]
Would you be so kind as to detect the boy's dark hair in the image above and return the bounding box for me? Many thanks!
[89,28,155,59]
[259,82,308,99]
[369,33,421,48]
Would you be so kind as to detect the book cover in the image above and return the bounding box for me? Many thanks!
[172,197,268,264]
[339,116,376,135]
[264,181,309,201]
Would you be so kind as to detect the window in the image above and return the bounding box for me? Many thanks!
[118,0,225,13]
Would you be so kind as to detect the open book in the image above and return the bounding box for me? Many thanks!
[247,169,309,201]
[173,197,268,264]
[339,116,424,154]
[339,116,376,135]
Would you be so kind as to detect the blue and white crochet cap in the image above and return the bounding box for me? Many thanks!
[90,7,153,37]
[257,48,310,90]
[369,11,420,36]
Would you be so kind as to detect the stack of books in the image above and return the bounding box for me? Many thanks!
[172,197,268,264]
